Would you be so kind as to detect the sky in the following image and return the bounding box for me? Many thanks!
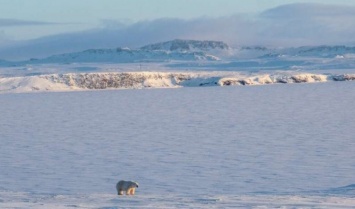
[1,0,355,60]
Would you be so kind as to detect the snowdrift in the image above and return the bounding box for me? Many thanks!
[1,72,355,93]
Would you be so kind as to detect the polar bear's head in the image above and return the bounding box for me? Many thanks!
[133,182,139,188]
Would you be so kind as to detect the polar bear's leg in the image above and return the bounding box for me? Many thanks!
[130,188,135,195]
[126,188,132,195]
[118,190,124,195]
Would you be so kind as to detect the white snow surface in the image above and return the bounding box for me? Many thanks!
[1,81,355,208]
[1,192,354,209]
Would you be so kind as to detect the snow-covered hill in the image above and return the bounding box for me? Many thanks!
[1,39,355,68]
[14,39,233,64]
[296,45,355,58]
[27,47,219,64]
[1,71,355,93]
[140,39,235,59]
[260,45,355,59]
[141,39,231,51]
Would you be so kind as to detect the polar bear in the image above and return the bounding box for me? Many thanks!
[116,180,139,195]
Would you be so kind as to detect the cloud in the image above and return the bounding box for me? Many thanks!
[257,3,355,46]
[260,3,355,18]
[0,16,262,60]
[0,18,58,27]
[1,3,355,60]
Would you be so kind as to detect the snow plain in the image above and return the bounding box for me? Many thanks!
[1,40,355,208]
[1,81,355,208]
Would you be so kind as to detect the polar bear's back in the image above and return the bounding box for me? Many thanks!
[116,180,138,191]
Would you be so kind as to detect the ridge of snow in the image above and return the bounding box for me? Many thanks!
[1,71,354,94]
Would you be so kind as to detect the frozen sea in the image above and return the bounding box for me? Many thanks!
[0,82,355,208]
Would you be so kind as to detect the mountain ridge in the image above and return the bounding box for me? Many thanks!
[2,39,355,66]
[140,39,231,51]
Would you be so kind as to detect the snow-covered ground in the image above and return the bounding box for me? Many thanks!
[1,82,354,208]
[1,40,355,208]
[1,192,354,209]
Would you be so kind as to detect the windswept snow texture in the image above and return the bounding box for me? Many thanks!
[1,82,355,208]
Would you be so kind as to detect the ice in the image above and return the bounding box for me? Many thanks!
[0,81,354,208]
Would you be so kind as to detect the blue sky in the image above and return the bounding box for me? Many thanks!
[1,0,355,59]
[1,0,355,40]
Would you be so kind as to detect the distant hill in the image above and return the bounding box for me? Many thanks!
[27,47,220,64]
[2,39,355,66]
[296,45,355,57]
[16,40,229,64]
[140,39,231,51]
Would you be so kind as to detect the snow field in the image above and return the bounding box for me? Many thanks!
[1,192,354,209]
[0,82,354,208]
